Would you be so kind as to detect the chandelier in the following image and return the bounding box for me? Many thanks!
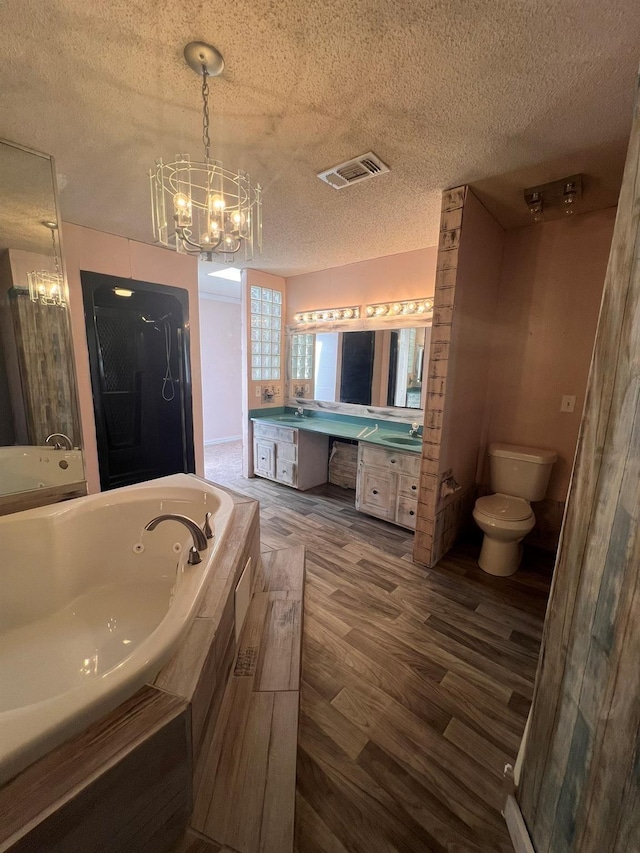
[27,221,65,306]
[150,42,262,262]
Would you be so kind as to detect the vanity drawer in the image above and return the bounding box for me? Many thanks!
[397,473,419,497]
[253,422,279,441]
[396,496,418,530]
[276,459,297,486]
[360,443,421,475]
[277,441,297,462]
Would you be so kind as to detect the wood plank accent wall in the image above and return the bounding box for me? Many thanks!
[9,289,80,446]
[517,75,640,852]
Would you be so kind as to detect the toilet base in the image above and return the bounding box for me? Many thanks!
[478,536,523,577]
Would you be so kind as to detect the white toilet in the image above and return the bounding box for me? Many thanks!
[472,443,557,576]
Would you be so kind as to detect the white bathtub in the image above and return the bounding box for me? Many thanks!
[0,473,234,785]
[0,445,84,495]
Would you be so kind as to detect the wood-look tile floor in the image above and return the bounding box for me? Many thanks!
[212,470,553,853]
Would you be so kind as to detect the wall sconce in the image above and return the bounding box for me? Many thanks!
[524,174,583,224]
[366,298,433,318]
[563,181,577,214]
[528,192,544,222]
[293,305,361,323]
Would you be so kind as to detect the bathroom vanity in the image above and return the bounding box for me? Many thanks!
[252,419,329,490]
[251,412,422,530]
[356,442,420,530]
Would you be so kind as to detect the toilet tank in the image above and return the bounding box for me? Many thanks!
[489,443,557,501]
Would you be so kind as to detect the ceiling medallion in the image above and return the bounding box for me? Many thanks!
[150,41,262,262]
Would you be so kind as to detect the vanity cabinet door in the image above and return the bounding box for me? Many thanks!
[396,495,418,530]
[254,439,275,479]
[356,466,394,519]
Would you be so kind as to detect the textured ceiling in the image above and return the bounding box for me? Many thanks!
[0,1,638,276]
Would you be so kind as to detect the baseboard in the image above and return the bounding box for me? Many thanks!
[504,795,535,853]
[204,435,242,446]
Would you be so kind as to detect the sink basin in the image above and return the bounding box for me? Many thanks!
[379,434,422,448]
[269,416,306,425]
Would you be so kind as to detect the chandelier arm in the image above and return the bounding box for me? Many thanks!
[217,242,243,256]
[176,225,224,254]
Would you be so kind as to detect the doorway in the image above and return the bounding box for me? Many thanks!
[81,271,195,490]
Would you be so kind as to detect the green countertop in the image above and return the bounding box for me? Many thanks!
[250,410,422,453]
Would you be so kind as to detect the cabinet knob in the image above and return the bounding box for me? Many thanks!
[372,489,378,495]
[411,484,417,491]
[390,459,396,464]
[409,510,415,516]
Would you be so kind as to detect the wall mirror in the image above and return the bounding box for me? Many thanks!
[286,322,431,416]
[0,138,84,509]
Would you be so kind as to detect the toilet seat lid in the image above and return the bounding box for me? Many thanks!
[476,494,532,521]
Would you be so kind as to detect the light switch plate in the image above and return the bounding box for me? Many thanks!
[561,395,576,413]
[255,386,261,398]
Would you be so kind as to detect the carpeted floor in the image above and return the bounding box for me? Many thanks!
[203,439,243,485]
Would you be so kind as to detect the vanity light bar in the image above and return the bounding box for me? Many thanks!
[366,298,434,317]
[293,306,361,323]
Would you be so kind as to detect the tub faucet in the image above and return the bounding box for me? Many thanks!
[45,432,73,450]
[144,514,208,565]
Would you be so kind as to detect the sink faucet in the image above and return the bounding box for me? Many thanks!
[144,514,209,565]
[408,422,422,437]
[45,433,73,450]
[295,406,305,417]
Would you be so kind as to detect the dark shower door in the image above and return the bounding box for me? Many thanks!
[82,272,195,491]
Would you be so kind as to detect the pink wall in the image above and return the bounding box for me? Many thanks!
[487,207,616,501]
[62,222,202,493]
[199,297,242,443]
[440,191,505,489]
[285,247,438,322]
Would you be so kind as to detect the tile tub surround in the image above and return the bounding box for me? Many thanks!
[0,474,235,786]
[0,485,260,853]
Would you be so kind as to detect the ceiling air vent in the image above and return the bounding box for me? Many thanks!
[317,152,390,190]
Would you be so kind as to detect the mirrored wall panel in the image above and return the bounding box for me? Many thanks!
[289,326,430,410]
[0,138,83,500]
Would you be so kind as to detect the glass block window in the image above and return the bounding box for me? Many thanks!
[250,286,282,381]
[291,333,314,380]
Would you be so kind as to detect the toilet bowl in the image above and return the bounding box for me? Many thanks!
[473,494,535,576]
[473,443,557,577]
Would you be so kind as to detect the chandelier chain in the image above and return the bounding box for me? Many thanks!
[201,65,211,162]
[50,225,60,275]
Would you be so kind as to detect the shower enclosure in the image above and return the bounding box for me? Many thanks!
[82,272,195,490]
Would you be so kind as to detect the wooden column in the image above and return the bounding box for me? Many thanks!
[414,187,503,567]
[414,186,465,566]
[517,74,640,851]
